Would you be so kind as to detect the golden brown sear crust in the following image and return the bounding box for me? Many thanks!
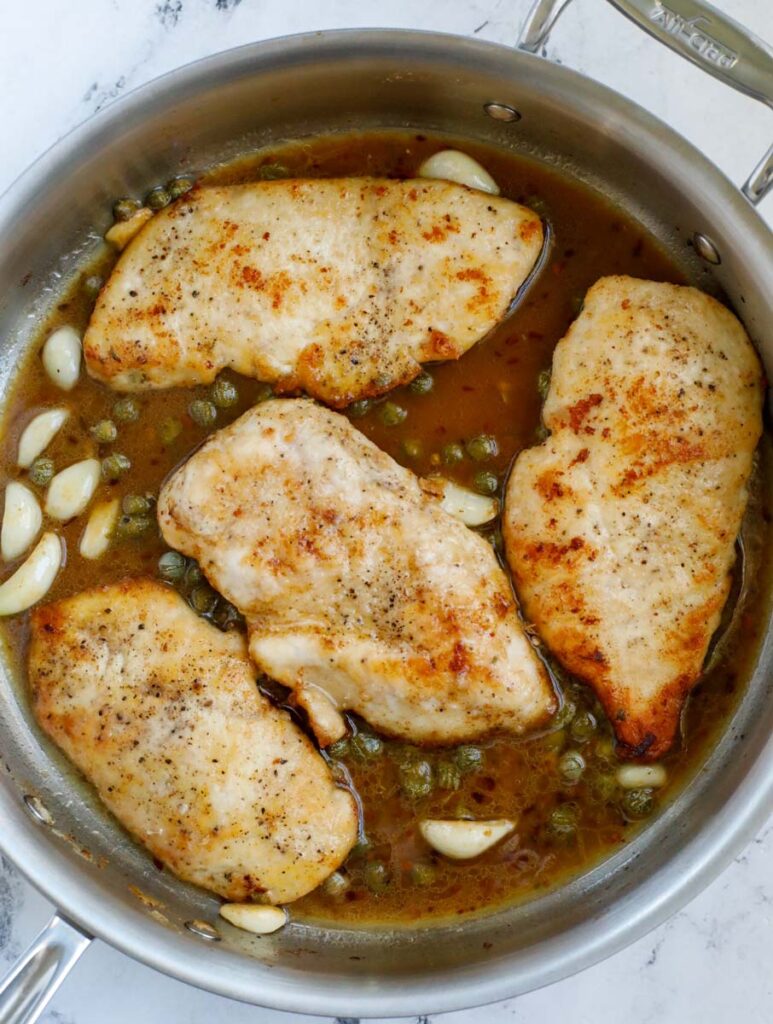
[28,578,358,902]
[503,276,763,760]
[82,179,543,406]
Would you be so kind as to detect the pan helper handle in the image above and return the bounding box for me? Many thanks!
[517,0,773,205]
[0,914,91,1024]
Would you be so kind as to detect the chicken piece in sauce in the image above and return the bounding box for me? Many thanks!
[28,578,358,903]
[503,276,763,760]
[158,398,556,746]
[83,178,543,406]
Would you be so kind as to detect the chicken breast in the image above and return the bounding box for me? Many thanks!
[157,399,555,746]
[504,276,763,759]
[28,578,358,903]
[83,178,543,406]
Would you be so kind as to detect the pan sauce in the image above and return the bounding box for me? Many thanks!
[0,131,768,925]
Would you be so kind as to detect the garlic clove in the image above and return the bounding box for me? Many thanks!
[219,903,287,935]
[616,764,667,790]
[79,499,120,560]
[45,459,101,521]
[17,408,70,468]
[0,532,63,615]
[418,150,500,195]
[419,818,516,860]
[105,207,154,250]
[1,482,43,561]
[42,327,82,391]
[433,478,499,526]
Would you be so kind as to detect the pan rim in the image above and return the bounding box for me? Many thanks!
[0,26,771,1017]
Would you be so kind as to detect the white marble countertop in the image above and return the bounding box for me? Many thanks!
[1,1,771,1022]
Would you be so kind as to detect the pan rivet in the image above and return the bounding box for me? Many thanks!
[185,919,221,941]
[483,102,521,123]
[692,233,721,265]
[23,794,53,825]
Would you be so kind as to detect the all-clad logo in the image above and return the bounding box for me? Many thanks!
[649,3,738,69]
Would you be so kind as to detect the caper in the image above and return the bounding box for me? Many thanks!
[454,745,484,774]
[399,759,433,800]
[548,803,578,838]
[101,453,131,481]
[379,401,407,427]
[436,760,462,791]
[441,442,465,466]
[184,561,203,587]
[90,419,117,444]
[350,732,384,760]
[401,438,422,460]
[452,802,476,820]
[537,369,551,399]
[326,737,350,760]
[410,863,437,887]
[473,470,498,495]
[347,398,372,419]
[570,710,597,744]
[362,860,391,894]
[112,397,140,423]
[145,186,172,210]
[82,275,103,298]
[621,788,655,821]
[116,513,152,538]
[167,176,194,199]
[189,585,218,614]
[259,163,290,180]
[553,698,577,730]
[322,871,349,897]
[212,600,244,632]
[465,434,499,462]
[113,197,142,222]
[122,494,151,516]
[254,383,273,404]
[157,550,187,583]
[210,377,239,409]
[29,457,55,487]
[157,417,182,446]
[535,423,550,442]
[188,399,217,428]
[408,370,434,395]
[558,750,586,785]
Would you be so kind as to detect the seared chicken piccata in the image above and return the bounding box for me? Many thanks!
[504,276,762,759]
[83,178,543,406]
[158,399,556,746]
[28,578,358,902]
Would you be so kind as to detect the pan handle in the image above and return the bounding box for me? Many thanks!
[0,914,91,1024]
[517,0,773,204]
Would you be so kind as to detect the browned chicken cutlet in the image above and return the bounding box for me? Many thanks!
[82,178,543,406]
[28,578,358,903]
[157,398,556,747]
[503,276,762,760]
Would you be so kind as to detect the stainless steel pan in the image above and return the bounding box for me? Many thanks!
[0,0,771,1020]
